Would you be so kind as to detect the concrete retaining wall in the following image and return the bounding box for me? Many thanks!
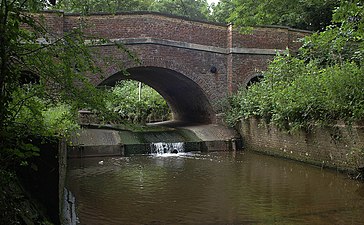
[238,117,364,171]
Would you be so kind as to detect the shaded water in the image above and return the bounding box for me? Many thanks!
[66,152,364,225]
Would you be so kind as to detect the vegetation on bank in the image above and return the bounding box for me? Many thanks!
[106,80,171,124]
[0,0,114,171]
[225,0,364,131]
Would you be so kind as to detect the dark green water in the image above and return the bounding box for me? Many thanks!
[66,152,364,225]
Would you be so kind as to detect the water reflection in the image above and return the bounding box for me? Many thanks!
[66,152,364,225]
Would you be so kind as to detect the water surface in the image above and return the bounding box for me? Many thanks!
[66,152,364,225]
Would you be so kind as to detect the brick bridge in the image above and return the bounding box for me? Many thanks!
[43,11,309,124]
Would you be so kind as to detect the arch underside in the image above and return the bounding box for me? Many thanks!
[98,66,215,124]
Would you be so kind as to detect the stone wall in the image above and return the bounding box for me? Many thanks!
[238,117,364,172]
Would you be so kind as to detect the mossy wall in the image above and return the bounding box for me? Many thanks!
[238,117,364,171]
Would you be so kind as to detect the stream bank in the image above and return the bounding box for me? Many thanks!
[238,117,364,175]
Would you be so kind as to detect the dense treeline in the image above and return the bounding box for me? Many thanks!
[53,0,212,21]
[52,0,340,31]
[225,0,364,131]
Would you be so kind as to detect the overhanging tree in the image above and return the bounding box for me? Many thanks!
[0,0,125,168]
[228,0,339,31]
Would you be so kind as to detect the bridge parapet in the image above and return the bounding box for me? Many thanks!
[64,12,228,48]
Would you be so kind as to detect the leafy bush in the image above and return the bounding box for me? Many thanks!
[106,80,171,124]
[43,104,80,138]
[225,1,364,131]
[1,85,80,169]
[226,55,364,131]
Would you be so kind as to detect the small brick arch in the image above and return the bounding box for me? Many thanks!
[245,74,264,88]
[19,70,40,85]
[98,66,215,123]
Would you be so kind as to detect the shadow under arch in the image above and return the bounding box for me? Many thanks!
[98,66,215,124]
[246,74,264,89]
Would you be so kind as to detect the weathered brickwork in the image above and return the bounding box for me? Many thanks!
[232,27,289,49]
[228,54,273,92]
[64,12,228,48]
[41,11,309,123]
[239,118,364,171]
[35,11,64,37]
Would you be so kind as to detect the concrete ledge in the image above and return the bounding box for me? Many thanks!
[68,140,241,158]
[89,37,282,55]
[68,145,124,158]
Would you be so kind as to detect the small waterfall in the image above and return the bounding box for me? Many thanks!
[150,142,184,155]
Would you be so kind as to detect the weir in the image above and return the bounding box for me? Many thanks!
[68,123,241,158]
[150,142,185,154]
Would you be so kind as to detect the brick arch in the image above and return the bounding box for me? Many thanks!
[40,11,310,124]
[92,45,219,100]
[245,73,264,88]
[98,66,215,124]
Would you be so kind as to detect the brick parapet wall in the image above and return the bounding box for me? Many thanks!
[238,117,364,171]
[231,27,289,49]
[230,26,310,51]
[35,11,64,37]
[64,13,228,48]
[62,12,306,52]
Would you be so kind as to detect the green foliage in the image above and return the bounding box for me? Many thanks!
[42,104,80,138]
[53,0,154,13]
[0,170,54,225]
[53,0,212,21]
[226,55,364,130]
[210,0,233,23]
[228,0,338,31]
[106,80,171,124]
[225,1,364,130]
[0,1,126,169]
[0,84,80,169]
[300,0,364,65]
[150,0,210,20]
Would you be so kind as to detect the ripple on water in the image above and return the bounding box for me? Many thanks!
[66,152,364,225]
